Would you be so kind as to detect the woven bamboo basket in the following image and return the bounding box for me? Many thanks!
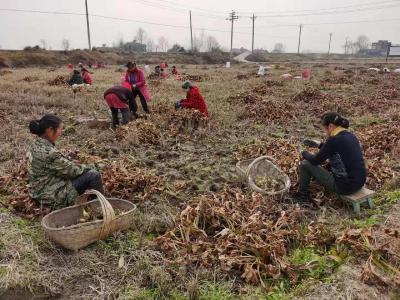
[236,156,291,197]
[41,190,136,251]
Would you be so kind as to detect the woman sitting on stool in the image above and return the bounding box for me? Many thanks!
[291,112,367,203]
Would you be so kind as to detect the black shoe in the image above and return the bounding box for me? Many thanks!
[287,192,310,204]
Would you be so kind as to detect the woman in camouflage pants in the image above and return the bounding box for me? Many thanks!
[27,114,104,210]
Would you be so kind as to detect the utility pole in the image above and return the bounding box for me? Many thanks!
[189,10,193,51]
[328,33,332,56]
[85,0,91,50]
[251,14,256,53]
[227,10,239,56]
[297,24,302,56]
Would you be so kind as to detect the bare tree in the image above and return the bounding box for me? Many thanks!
[61,39,70,51]
[39,39,47,50]
[193,29,206,52]
[135,27,146,44]
[206,35,221,52]
[272,43,285,53]
[158,36,169,52]
[118,38,124,49]
[355,35,369,52]
[146,38,155,52]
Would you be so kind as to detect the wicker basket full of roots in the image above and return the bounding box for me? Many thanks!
[236,156,291,198]
[41,190,136,251]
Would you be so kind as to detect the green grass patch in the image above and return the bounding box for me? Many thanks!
[289,247,341,281]
[352,216,378,228]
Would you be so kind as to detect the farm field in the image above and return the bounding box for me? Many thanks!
[0,61,400,299]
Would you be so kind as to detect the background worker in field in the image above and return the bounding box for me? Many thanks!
[104,82,137,128]
[27,114,104,210]
[124,62,151,114]
[291,112,367,203]
[81,67,93,85]
[68,70,83,86]
[175,81,208,118]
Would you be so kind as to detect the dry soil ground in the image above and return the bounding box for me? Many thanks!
[0,62,399,299]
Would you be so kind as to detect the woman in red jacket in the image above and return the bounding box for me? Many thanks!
[81,68,93,85]
[175,81,208,117]
[125,62,151,114]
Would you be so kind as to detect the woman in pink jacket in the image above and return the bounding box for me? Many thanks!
[124,62,151,113]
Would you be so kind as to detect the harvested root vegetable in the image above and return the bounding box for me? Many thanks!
[254,175,285,192]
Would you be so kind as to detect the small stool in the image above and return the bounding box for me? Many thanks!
[340,187,375,215]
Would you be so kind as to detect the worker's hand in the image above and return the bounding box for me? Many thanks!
[303,139,321,148]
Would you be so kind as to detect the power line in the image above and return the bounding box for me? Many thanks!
[238,0,398,15]
[256,3,400,18]
[239,17,400,29]
[0,8,252,34]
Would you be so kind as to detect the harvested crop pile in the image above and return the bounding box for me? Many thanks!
[292,87,323,103]
[116,119,160,145]
[320,75,354,85]
[180,74,208,82]
[356,123,400,188]
[150,103,206,134]
[252,84,275,96]
[351,96,393,114]
[227,83,276,105]
[48,75,68,86]
[22,76,39,82]
[239,99,295,123]
[0,160,45,219]
[102,158,165,201]
[378,87,399,100]
[148,73,160,80]
[148,79,162,87]
[292,87,346,116]
[0,69,13,76]
[235,138,300,183]
[155,187,334,285]
[227,92,262,104]
[236,73,250,80]
[264,79,285,87]
[337,226,400,287]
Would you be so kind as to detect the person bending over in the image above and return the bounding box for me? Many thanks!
[104,82,136,128]
[175,81,208,118]
[291,112,367,203]
[27,114,104,209]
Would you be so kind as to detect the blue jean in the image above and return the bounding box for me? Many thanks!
[71,169,104,195]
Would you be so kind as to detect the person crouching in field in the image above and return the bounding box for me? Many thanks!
[68,70,83,86]
[81,68,93,85]
[125,62,151,114]
[291,112,367,203]
[27,114,104,210]
[104,82,138,128]
[175,81,209,117]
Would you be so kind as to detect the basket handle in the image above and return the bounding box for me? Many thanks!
[84,189,115,239]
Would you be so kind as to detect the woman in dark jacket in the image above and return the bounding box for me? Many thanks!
[292,112,367,202]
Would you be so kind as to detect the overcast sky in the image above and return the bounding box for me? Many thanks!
[0,0,399,53]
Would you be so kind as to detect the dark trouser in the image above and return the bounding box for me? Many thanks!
[298,160,337,194]
[130,88,149,113]
[72,169,104,195]
[110,107,130,128]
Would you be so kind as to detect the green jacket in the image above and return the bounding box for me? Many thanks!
[27,137,87,209]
